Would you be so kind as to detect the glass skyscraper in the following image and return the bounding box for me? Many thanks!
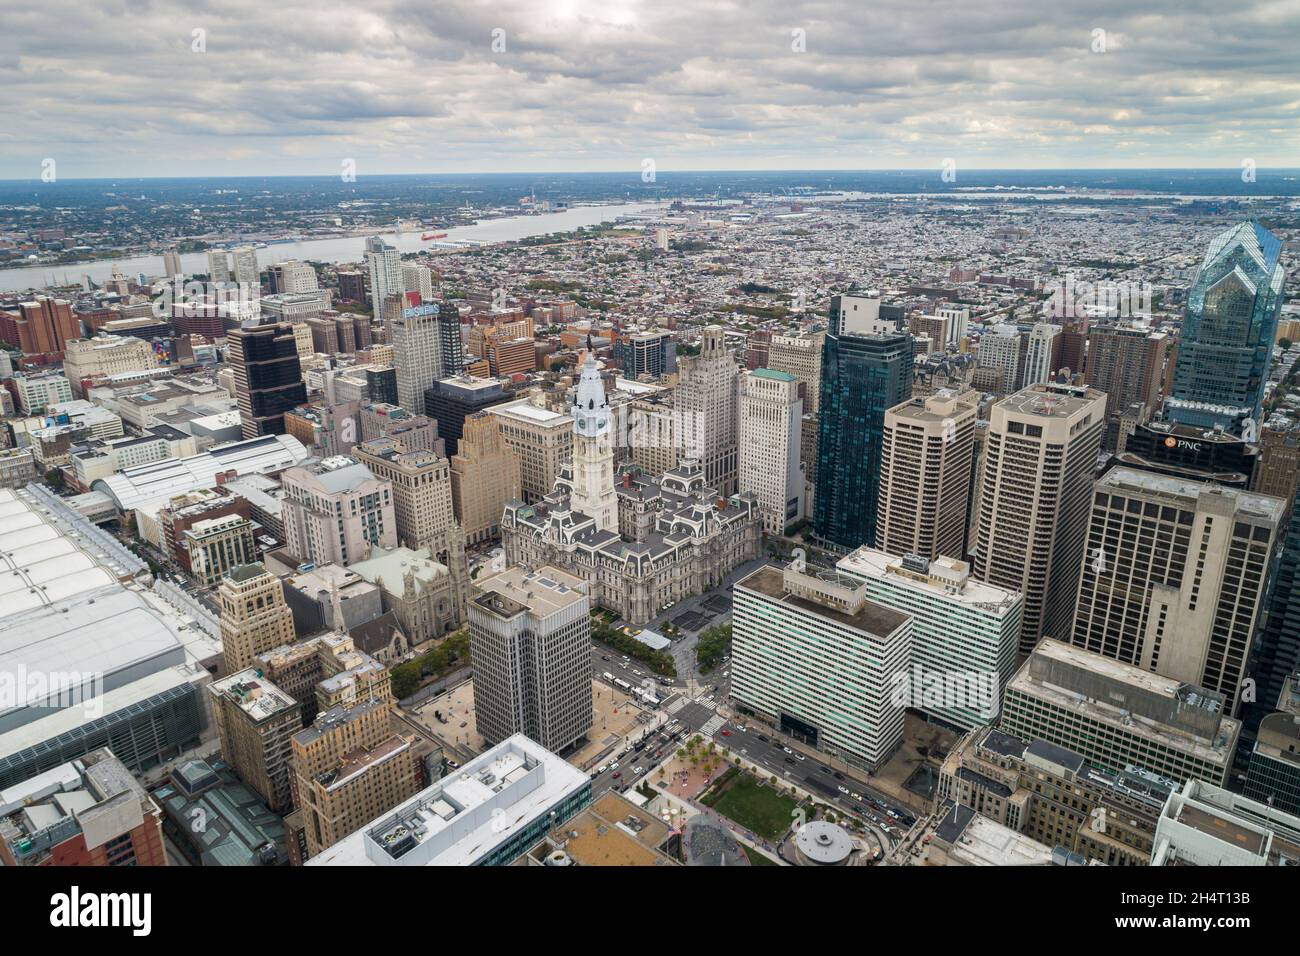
[813,327,913,549]
[1166,220,1285,434]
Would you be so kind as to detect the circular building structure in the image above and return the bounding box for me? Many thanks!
[794,821,853,866]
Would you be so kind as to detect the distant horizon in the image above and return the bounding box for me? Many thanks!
[5,166,1300,185]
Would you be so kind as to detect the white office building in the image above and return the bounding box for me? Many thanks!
[837,547,1023,731]
[366,236,402,320]
[731,563,912,772]
[738,368,805,535]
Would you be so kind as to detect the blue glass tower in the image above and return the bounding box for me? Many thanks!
[1165,220,1285,435]
[813,327,913,550]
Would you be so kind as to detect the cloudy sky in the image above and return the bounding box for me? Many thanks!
[3,0,1299,179]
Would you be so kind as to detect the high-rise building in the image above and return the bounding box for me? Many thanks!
[365,236,401,319]
[401,263,434,302]
[675,325,739,495]
[814,326,913,550]
[730,563,912,772]
[227,323,307,439]
[829,291,899,336]
[267,260,319,295]
[450,411,522,545]
[1000,638,1240,787]
[162,248,183,280]
[387,296,446,415]
[877,389,977,560]
[425,375,515,456]
[567,350,617,533]
[281,457,397,567]
[290,696,422,861]
[207,249,230,284]
[972,384,1105,653]
[183,513,258,588]
[0,296,80,361]
[231,245,260,295]
[1166,220,1286,435]
[615,329,672,379]
[488,399,574,504]
[1243,709,1300,816]
[1022,322,1060,387]
[209,669,304,814]
[767,329,826,414]
[218,562,298,673]
[1070,467,1283,711]
[1084,323,1168,428]
[737,368,804,535]
[838,548,1022,732]
[976,325,1022,391]
[1244,485,1300,730]
[937,306,970,346]
[1253,424,1300,510]
[469,565,593,753]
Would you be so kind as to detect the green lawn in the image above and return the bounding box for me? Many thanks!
[702,774,800,841]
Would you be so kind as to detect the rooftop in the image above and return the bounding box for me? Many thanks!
[737,564,910,639]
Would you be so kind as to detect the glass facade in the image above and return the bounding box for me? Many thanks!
[813,331,913,549]
[1166,220,1285,434]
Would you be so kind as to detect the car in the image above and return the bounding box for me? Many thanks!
[597,764,608,774]
[837,785,850,795]
[612,771,621,779]
[609,762,619,770]
[887,810,899,819]
[602,655,611,661]
[784,757,795,764]
[795,753,806,761]
[819,766,831,774]
[851,792,863,801]
[782,746,793,754]
[721,730,731,737]
[833,771,845,780]
[757,735,769,743]
[633,766,644,775]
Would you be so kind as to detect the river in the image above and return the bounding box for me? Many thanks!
[0,201,668,292]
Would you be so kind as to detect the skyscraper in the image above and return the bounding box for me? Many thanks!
[1165,220,1285,435]
[365,236,401,320]
[1070,467,1284,713]
[162,248,183,280]
[231,245,260,295]
[450,411,522,545]
[977,325,1022,392]
[207,248,231,284]
[1022,322,1061,387]
[1243,483,1300,730]
[972,384,1105,653]
[218,563,299,673]
[387,295,446,416]
[814,325,913,550]
[738,368,804,536]
[1084,323,1168,434]
[877,389,977,560]
[766,329,826,414]
[675,325,739,494]
[227,323,308,439]
[469,565,593,754]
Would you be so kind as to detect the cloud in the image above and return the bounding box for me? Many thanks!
[1,0,1298,177]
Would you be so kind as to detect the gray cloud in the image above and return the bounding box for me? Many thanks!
[1,0,1298,177]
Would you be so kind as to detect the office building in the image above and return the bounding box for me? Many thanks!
[62,334,158,395]
[972,384,1106,653]
[1166,220,1286,435]
[938,726,1177,866]
[1244,486,1300,730]
[1000,639,1240,787]
[738,368,804,535]
[828,291,899,336]
[1022,322,1060,387]
[767,329,825,414]
[13,371,73,415]
[0,296,80,361]
[231,245,260,294]
[228,323,308,439]
[470,566,593,753]
[488,398,574,504]
[209,670,303,814]
[162,248,183,279]
[814,326,913,550]
[1151,779,1300,866]
[450,412,522,545]
[1070,467,1284,711]
[182,513,258,589]
[838,548,1022,731]
[281,456,397,567]
[0,749,168,867]
[730,563,912,771]
[218,562,298,673]
[290,697,422,861]
[1244,710,1300,815]
[675,325,739,494]
[401,263,434,301]
[1084,323,1168,426]
[388,297,447,415]
[267,260,318,295]
[308,734,591,866]
[977,325,1022,391]
[424,375,514,456]
[207,249,231,284]
[877,389,977,560]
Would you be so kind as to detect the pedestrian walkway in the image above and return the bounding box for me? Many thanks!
[701,714,727,737]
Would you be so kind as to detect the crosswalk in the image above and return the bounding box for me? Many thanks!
[701,714,727,737]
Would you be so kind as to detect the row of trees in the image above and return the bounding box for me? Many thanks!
[695,624,732,673]
[591,618,677,678]
[390,628,471,700]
